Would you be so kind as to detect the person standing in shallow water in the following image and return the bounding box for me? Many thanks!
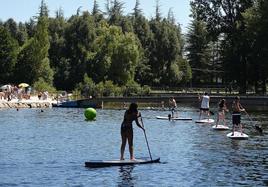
[120,103,144,160]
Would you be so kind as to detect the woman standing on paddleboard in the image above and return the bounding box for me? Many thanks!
[216,99,228,127]
[120,103,144,160]
[231,96,245,136]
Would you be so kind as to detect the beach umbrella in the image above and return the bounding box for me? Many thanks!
[18,83,29,88]
[0,84,11,90]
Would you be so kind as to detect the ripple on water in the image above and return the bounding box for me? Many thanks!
[0,107,267,186]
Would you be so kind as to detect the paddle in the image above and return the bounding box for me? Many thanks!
[244,110,263,134]
[140,115,153,161]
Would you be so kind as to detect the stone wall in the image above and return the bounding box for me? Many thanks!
[0,102,51,108]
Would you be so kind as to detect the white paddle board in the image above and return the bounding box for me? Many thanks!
[195,119,215,124]
[212,125,229,130]
[85,157,160,168]
[156,116,192,120]
[227,131,249,140]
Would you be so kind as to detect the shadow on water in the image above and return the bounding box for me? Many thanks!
[117,165,135,187]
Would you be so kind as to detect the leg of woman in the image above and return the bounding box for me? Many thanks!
[199,109,203,120]
[120,131,127,160]
[239,115,242,135]
[216,113,220,126]
[127,130,134,160]
[222,113,226,126]
[231,114,235,136]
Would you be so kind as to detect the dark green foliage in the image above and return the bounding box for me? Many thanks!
[33,77,56,92]
[90,24,140,85]
[133,0,142,18]
[108,0,124,26]
[76,74,96,98]
[64,12,96,89]
[190,0,255,93]
[148,19,187,86]
[25,19,36,38]
[15,3,53,86]
[48,9,68,89]
[186,19,210,83]
[243,0,268,94]
[0,26,18,83]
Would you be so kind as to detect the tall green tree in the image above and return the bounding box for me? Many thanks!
[64,12,96,89]
[3,19,18,40]
[190,0,254,93]
[0,26,18,83]
[186,18,210,84]
[3,19,28,46]
[131,4,153,85]
[15,1,54,85]
[108,0,124,26]
[92,0,104,22]
[90,24,140,85]
[48,8,69,90]
[148,19,187,86]
[244,0,268,93]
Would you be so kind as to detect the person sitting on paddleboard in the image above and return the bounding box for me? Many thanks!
[198,92,210,120]
[231,96,245,136]
[169,97,177,119]
[120,103,144,160]
[216,99,228,127]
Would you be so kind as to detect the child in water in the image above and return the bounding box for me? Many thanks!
[216,99,228,127]
[120,103,144,160]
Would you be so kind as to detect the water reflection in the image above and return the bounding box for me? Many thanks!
[230,140,242,150]
[117,165,135,187]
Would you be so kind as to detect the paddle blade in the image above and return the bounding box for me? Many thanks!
[255,125,263,134]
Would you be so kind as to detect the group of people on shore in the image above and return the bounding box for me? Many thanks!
[0,85,30,101]
[0,84,49,102]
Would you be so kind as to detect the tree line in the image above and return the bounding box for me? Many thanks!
[0,0,267,95]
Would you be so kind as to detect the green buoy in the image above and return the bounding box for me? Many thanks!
[84,108,97,120]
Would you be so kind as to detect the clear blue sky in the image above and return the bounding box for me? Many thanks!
[0,0,191,32]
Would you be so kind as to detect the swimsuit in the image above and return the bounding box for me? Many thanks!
[232,112,241,125]
[121,112,136,133]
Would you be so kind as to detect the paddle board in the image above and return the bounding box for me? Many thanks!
[227,131,249,140]
[156,116,192,120]
[195,119,215,124]
[212,125,229,130]
[85,157,160,168]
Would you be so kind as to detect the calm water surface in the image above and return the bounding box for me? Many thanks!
[0,107,267,187]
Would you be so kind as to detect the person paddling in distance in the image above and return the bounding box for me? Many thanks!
[198,92,210,120]
[216,99,228,127]
[169,97,177,120]
[120,103,145,161]
[231,96,245,136]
